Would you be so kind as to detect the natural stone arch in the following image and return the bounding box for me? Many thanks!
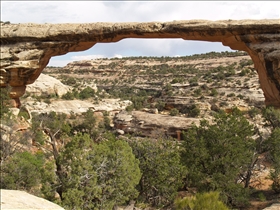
[1,19,280,108]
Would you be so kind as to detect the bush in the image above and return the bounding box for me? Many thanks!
[58,134,141,210]
[170,108,179,116]
[0,151,45,193]
[181,109,255,208]
[210,88,218,97]
[181,104,200,118]
[227,93,235,97]
[128,138,186,207]
[79,87,95,99]
[264,128,280,192]
[237,94,244,99]
[156,101,166,112]
[61,91,75,100]
[0,87,11,117]
[248,107,260,118]
[43,98,51,104]
[126,105,134,112]
[62,77,76,86]
[239,69,250,76]
[175,191,229,210]
[262,106,280,129]
[171,78,184,84]
[193,88,202,97]
[188,105,200,117]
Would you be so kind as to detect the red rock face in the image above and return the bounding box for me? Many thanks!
[1,20,280,107]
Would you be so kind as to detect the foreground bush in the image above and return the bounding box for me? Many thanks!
[1,151,45,194]
[175,191,228,210]
[42,133,141,210]
[181,109,255,208]
[128,138,186,208]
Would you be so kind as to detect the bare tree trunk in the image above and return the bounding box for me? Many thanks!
[244,154,259,188]
[43,128,64,200]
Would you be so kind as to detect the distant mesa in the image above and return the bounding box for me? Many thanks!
[1,19,280,108]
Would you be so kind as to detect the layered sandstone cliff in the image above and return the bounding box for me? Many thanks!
[1,19,280,107]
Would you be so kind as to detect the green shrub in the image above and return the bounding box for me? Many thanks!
[181,109,255,208]
[44,98,51,104]
[225,68,235,77]
[237,94,244,99]
[170,108,179,116]
[239,69,250,76]
[156,101,166,112]
[210,88,218,97]
[79,87,95,99]
[0,151,45,193]
[264,127,280,193]
[236,80,242,85]
[175,191,229,210]
[181,104,200,118]
[18,110,30,120]
[59,134,141,210]
[61,91,75,100]
[129,138,186,207]
[248,107,260,118]
[227,93,235,97]
[0,87,11,117]
[62,77,76,85]
[188,105,200,117]
[126,105,134,112]
[171,78,184,84]
[193,88,202,97]
[258,192,266,202]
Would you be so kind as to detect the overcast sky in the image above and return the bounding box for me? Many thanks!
[1,1,279,67]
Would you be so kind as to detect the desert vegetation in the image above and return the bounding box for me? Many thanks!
[1,51,280,210]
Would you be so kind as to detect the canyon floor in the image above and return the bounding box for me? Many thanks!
[18,51,280,209]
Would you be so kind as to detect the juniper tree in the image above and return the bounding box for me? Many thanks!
[48,133,141,210]
[128,138,186,208]
[181,108,255,208]
[262,107,280,192]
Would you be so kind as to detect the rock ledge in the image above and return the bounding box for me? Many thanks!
[0,189,64,210]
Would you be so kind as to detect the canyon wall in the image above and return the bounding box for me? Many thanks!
[1,19,280,107]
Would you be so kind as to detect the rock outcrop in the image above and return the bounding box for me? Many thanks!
[0,189,65,210]
[26,73,71,97]
[23,98,132,115]
[1,19,280,107]
[262,203,280,210]
[114,110,200,139]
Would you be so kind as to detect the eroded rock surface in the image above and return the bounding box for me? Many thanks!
[23,99,132,115]
[0,189,65,210]
[1,19,280,107]
[262,203,280,210]
[114,110,200,138]
[26,73,71,97]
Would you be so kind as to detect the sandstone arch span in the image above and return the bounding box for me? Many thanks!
[1,19,280,108]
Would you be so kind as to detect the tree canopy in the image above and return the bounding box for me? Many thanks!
[181,109,255,207]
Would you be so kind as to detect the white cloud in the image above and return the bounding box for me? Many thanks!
[2,1,278,23]
[47,59,73,67]
[113,54,123,59]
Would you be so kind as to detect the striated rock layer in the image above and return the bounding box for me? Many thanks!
[114,110,200,139]
[1,19,280,107]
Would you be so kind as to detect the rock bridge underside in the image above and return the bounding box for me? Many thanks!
[1,19,280,108]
